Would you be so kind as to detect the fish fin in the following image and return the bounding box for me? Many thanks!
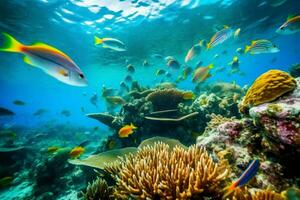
[0,33,24,53]
[94,36,103,45]
[206,43,211,49]
[223,25,229,28]
[223,183,238,198]
[130,123,137,129]
[23,56,34,66]
[287,14,295,20]
[57,69,69,77]
[245,45,251,53]
[32,42,71,60]
[208,64,214,69]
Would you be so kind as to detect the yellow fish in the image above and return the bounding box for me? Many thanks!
[69,146,85,158]
[0,33,87,86]
[183,91,195,100]
[47,146,60,154]
[118,123,137,138]
[94,36,126,51]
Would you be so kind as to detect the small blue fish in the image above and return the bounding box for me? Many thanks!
[223,159,260,197]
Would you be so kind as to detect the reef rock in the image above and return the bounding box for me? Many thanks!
[249,77,300,151]
[239,70,297,113]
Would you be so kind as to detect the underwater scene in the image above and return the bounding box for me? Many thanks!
[0,0,300,199]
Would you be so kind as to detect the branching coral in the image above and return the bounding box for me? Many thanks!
[83,177,114,200]
[227,188,284,200]
[146,88,187,110]
[105,143,229,200]
[239,70,296,113]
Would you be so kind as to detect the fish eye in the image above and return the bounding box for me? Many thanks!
[79,74,84,79]
[280,27,284,30]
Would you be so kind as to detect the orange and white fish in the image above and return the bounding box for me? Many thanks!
[185,44,201,63]
[118,123,137,138]
[192,64,214,83]
[0,33,87,86]
[276,15,300,35]
[69,146,85,158]
[94,36,126,52]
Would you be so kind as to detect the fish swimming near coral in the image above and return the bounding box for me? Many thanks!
[185,44,201,63]
[207,26,233,49]
[0,107,15,116]
[276,15,300,35]
[94,36,126,52]
[69,146,85,159]
[183,91,195,100]
[105,96,126,106]
[33,108,48,117]
[245,39,279,54]
[90,93,98,107]
[223,159,260,197]
[156,69,166,76]
[234,28,241,38]
[118,123,137,138]
[61,110,71,117]
[13,100,26,106]
[0,33,87,86]
[47,146,61,154]
[127,64,135,73]
[165,56,180,69]
[228,56,240,72]
[192,64,214,83]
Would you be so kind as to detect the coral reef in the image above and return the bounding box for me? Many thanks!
[145,88,187,110]
[82,177,114,200]
[239,70,297,113]
[105,143,229,199]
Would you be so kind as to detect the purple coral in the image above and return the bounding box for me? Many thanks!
[217,121,242,139]
[277,121,299,145]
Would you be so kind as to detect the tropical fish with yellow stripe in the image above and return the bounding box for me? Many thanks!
[207,26,234,49]
[94,36,126,52]
[245,39,279,54]
[0,33,87,86]
[276,15,300,35]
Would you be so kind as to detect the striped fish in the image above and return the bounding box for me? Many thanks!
[207,26,233,49]
[245,39,279,54]
[276,15,300,35]
[223,159,260,198]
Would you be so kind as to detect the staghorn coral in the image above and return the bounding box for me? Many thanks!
[105,142,229,200]
[228,187,284,200]
[83,177,114,200]
[239,70,297,113]
[146,88,187,110]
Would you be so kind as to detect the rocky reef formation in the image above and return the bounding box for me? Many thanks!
[88,82,244,152]
[197,75,300,192]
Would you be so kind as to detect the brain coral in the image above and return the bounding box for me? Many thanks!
[146,88,186,110]
[105,143,229,200]
[240,70,296,113]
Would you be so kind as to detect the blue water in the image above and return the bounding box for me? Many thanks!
[0,0,299,128]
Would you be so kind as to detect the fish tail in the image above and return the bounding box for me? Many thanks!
[130,123,137,129]
[94,36,103,45]
[223,183,237,198]
[245,45,250,53]
[206,43,211,49]
[0,33,24,53]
